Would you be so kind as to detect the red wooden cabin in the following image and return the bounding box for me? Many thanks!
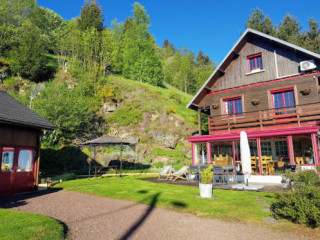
[187,29,320,176]
[0,91,56,196]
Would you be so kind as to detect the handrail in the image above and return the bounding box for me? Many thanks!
[208,102,320,132]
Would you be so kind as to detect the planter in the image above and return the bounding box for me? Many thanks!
[199,183,213,198]
[251,99,260,106]
[212,103,219,109]
[300,88,311,95]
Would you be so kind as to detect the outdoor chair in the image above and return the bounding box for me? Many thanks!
[158,165,174,180]
[169,166,189,182]
[212,165,224,185]
[188,165,200,183]
[224,165,237,184]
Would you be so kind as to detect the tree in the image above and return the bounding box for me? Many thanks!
[303,17,320,53]
[10,20,48,81]
[78,0,104,32]
[122,3,163,86]
[244,8,276,36]
[277,14,301,44]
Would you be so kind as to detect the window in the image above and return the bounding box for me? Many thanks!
[17,150,33,172]
[1,149,14,172]
[247,53,263,72]
[271,88,296,114]
[261,142,272,156]
[275,141,289,157]
[224,97,243,115]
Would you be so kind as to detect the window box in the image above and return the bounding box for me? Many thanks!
[212,103,219,109]
[251,98,260,106]
[300,88,311,95]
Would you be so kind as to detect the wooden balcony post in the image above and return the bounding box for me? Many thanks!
[198,108,202,135]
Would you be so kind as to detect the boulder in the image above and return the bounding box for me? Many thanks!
[152,133,179,149]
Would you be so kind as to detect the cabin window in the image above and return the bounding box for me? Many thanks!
[224,97,243,115]
[1,149,14,172]
[247,53,263,72]
[17,150,33,172]
[271,88,296,114]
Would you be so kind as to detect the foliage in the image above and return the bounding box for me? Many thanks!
[244,8,276,36]
[78,0,104,32]
[52,172,76,181]
[153,148,188,161]
[40,146,89,176]
[154,161,163,168]
[33,80,99,144]
[272,185,320,228]
[200,165,213,184]
[166,106,176,114]
[0,208,65,240]
[106,106,143,126]
[122,3,163,86]
[10,20,48,81]
[98,85,116,103]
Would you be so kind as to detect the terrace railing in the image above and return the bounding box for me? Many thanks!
[208,102,320,133]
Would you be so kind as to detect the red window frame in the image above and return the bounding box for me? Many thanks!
[223,97,243,115]
[247,53,263,72]
[271,88,296,116]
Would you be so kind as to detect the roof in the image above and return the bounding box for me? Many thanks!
[0,91,56,130]
[82,136,132,146]
[187,28,320,110]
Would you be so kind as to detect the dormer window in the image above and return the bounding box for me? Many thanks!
[247,53,263,73]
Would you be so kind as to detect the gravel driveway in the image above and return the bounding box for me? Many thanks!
[0,190,315,240]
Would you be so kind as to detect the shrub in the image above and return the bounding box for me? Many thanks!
[152,148,188,161]
[166,106,176,115]
[52,173,76,181]
[293,170,320,186]
[200,166,213,184]
[98,85,116,103]
[106,106,143,126]
[154,161,163,168]
[272,185,320,228]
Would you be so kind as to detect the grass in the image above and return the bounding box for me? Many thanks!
[54,175,275,224]
[107,75,198,125]
[0,209,66,240]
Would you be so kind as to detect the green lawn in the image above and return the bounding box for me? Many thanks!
[0,209,66,240]
[55,175,276,224]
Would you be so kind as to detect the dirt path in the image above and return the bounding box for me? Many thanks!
[0,190,314,240]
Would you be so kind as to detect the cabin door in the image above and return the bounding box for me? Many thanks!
[13,149,35,194]
[0,147,15,195]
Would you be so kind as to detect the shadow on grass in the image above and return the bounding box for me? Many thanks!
[56,219,69,239]
[170,201,187,208]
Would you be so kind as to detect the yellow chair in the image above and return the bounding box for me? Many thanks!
[295,157,305,164]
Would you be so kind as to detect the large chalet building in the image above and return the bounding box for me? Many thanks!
[187,28,320,176]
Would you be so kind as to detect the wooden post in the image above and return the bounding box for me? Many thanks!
[311,133,319,165]
[198,109,202,136]
[206,142,212,164]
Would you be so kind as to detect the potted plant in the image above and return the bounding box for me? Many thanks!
[212,103,219,109]
[300,88,311,95]
[199,166,213,198]
[251,98,260,105]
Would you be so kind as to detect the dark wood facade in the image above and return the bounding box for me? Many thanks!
[187,29,320,175]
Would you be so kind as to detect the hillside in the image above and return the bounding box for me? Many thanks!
[0,68,199,174]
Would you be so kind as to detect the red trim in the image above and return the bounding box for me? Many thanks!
[206,142,212,164]
[191,142,195,165]
[257,138,263,175]
[287,136,294,164]
[270,88,293,94]
[187,126,319,142]
[311,133,319,165]
[206,72,320,97]
[247,53,261,59]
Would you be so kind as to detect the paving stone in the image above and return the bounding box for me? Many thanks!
[261,208,272,213]
[259,203,271,207]
[263,217,278,224]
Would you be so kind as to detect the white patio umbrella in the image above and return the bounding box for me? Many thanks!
[240,131,251,185]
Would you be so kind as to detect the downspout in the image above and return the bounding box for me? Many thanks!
[274,50,279,79]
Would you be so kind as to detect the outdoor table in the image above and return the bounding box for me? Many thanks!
[223,165,237,186]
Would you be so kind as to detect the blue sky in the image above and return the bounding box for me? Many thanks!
[37,0,320,64]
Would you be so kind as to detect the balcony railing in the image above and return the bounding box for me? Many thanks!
[208,102,320,133]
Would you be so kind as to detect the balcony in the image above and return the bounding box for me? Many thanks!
[208,102,320,134]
